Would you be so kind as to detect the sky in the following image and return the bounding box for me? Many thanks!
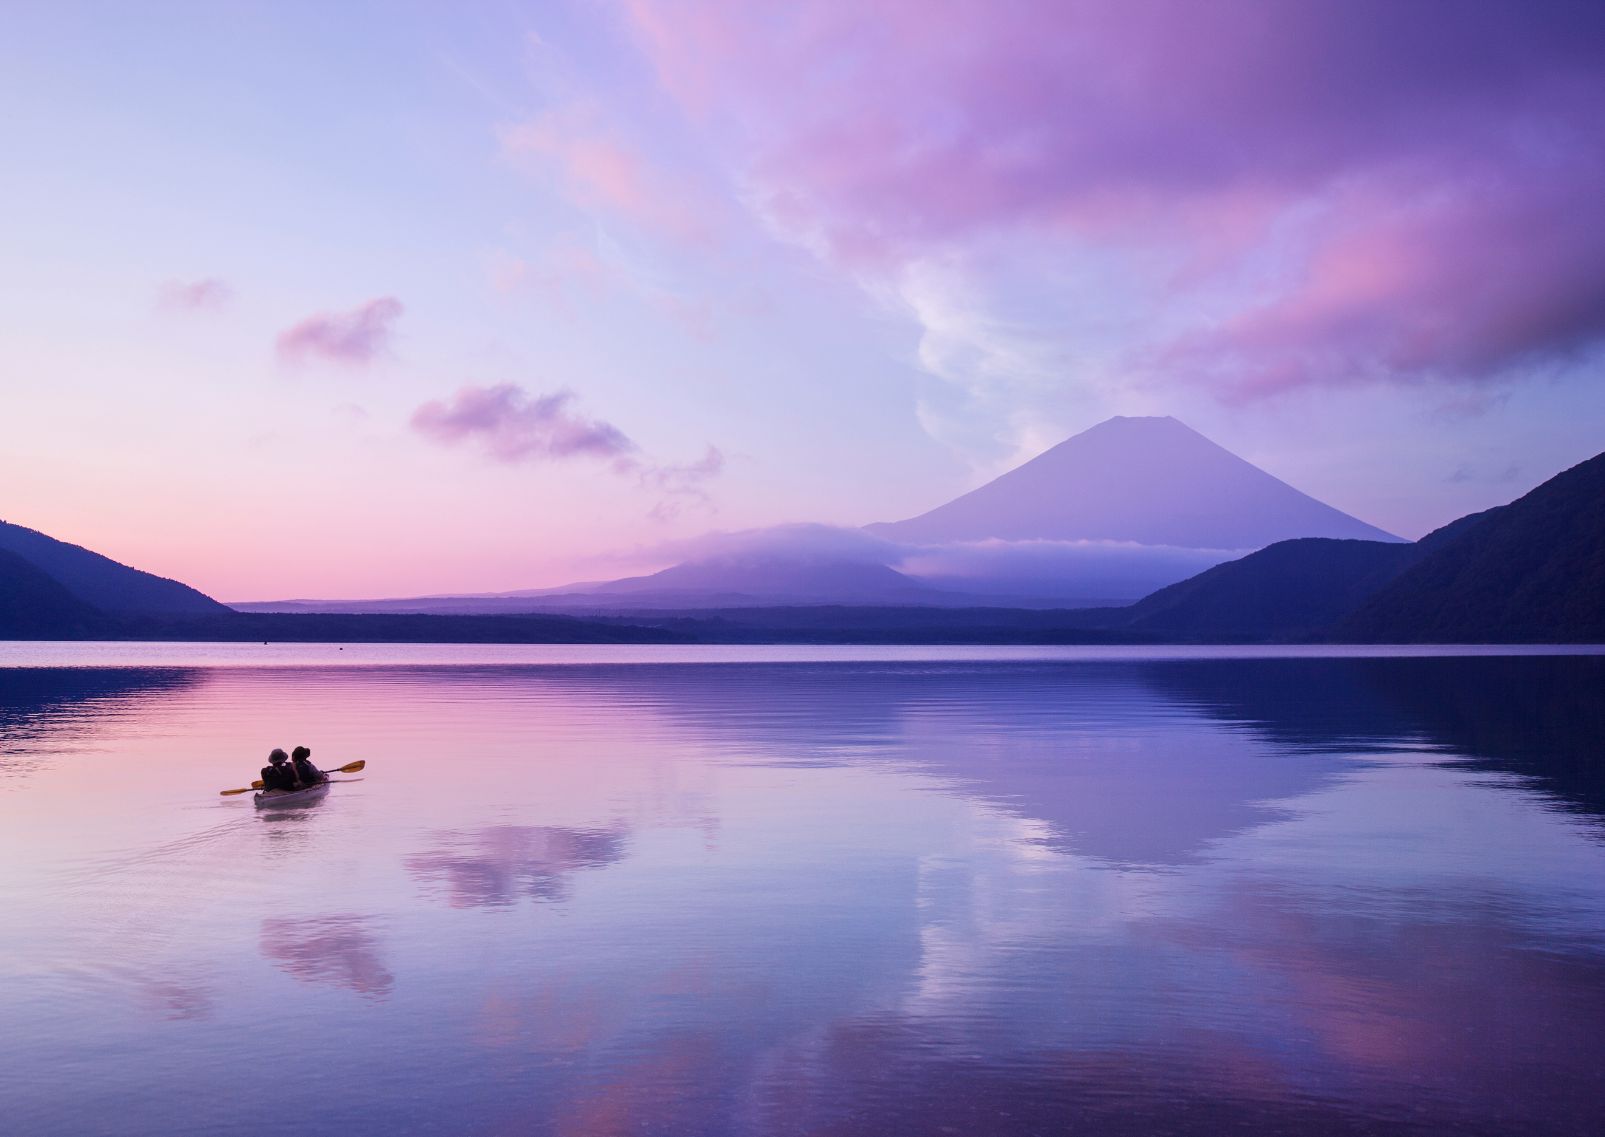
[2,0,1604,600]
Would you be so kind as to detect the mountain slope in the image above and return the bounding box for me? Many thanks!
[1340,451,1605,642]
[0,548,115,638]
[1117,538,1416,641]
[867,416,1399,548]
[1110,509,1502,641]
[0,519,228,616]
[582,553,950,606]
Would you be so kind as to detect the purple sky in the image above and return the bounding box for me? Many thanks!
[2,0,1603,598]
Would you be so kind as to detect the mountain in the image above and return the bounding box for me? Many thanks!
[239,556,982,613]
[0,519,227,616]
[1092,448,1605,643]
[1115,538,1416,641]
[237,417,1393,615]
[1340,450,1605,642]
[579,553,951,606]
[1112,512,1495,640]
[0,548,116,638]
[867,416,1399,548]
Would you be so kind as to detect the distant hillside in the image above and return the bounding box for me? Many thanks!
[8,443,1599,645]
[595,605,1134,644]
[0,520,227,616]
[135,611,689,644]
[0,548,115,638]
[1094,449,1603,643]
[1109,510,1499,641]
[235,417,1394,614]
[582,552,948,606]
[868,416,1399,548]
[1115,538,1416,641]
[1340,451,1605,642]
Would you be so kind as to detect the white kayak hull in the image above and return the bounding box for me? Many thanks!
[254,781,331,809]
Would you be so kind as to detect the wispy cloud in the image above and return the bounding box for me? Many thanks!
[276,297,403,367]
[411,382,723,511]
[619,0,1605,423]
[158,277,233,312]
[642,444,725,519]
[500,103,712,244]
[411,384,637,463]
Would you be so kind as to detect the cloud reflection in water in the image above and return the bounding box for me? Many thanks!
[260,915,395,1000]
[407,825,630,907]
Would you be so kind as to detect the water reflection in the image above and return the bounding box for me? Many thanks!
[504,663,1356,863]
[1146,655,1605,818]
[3,651,1604,1137]
[139,976,216,1022]
[408,825,630,906]
[0,666,200,780]
[260,915,394,999]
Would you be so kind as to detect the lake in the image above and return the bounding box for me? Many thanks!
[3,643,1604,1136]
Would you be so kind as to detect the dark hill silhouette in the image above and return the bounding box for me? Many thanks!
[6,445,1600,644]
[1340,450,1605,642]
[1114,538,1416,641]
[1108,510,1502,641]
[1088,449,1604,643]
[0,519,227,616]
[867,415,1399,548]
[0,548,116,638]
[156,611,689,644]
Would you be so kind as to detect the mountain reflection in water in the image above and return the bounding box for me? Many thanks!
[1,650,1602,1137]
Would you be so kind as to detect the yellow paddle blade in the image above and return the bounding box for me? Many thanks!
[220,786,255,796]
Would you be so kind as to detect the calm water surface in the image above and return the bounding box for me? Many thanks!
[3,645,1604,1136]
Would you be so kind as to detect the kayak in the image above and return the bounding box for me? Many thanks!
[253,781,331,809]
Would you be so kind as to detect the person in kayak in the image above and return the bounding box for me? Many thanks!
[261,748,299,792]
[290,745,326,787]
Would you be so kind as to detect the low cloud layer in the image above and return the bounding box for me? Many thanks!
[276,296,403,366]
[633,522,1236,601]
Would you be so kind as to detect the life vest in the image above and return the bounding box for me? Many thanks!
[261,764,298,791]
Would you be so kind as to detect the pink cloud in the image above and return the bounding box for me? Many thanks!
[500,105,711,243]
[654,292,716,342]
[488,235,616,308]
[1161,164,1605,396]
[411,384,638,464]
[411,384,724,510]
[158,277,232,312]
[648,444,724,488]
[276,296,403,367]
[620,0,1605,390]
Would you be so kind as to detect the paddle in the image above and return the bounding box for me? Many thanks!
[220,759,366,796]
